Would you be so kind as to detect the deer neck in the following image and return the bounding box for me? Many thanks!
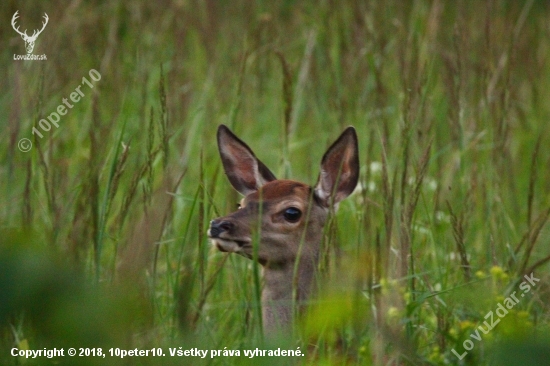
[261,250,319,333]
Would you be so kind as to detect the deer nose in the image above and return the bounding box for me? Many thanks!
[209,220,234,238]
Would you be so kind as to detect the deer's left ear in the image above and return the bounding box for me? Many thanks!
[314,127,359,206]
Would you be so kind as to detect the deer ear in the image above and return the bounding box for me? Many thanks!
[217,125,277,196]
[314,127,360,206]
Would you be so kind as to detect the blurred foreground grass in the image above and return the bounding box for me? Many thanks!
[1,1,550,365]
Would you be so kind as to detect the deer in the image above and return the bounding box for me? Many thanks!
[208,124,359,333]
[11,11,49,54]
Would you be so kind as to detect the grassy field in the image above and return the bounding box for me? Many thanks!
[1,1,550,365]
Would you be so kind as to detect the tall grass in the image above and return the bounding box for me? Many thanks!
[1,1,550,365]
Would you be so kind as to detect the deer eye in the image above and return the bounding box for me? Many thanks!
[283,207,302,223]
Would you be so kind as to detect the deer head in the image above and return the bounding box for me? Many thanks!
[208,125,359,330]
[12,11,49,54]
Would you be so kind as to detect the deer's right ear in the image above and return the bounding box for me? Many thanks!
[217,125,277,196]
[314,126,359,206]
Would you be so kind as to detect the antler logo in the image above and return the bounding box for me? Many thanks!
[11,11,49,54]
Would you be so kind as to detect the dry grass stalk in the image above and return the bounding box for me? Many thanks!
[517,207,550,275]
[159,65,169,168]
[380,133,395,275]
[446,201,471,281]
[527,135,541,226]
